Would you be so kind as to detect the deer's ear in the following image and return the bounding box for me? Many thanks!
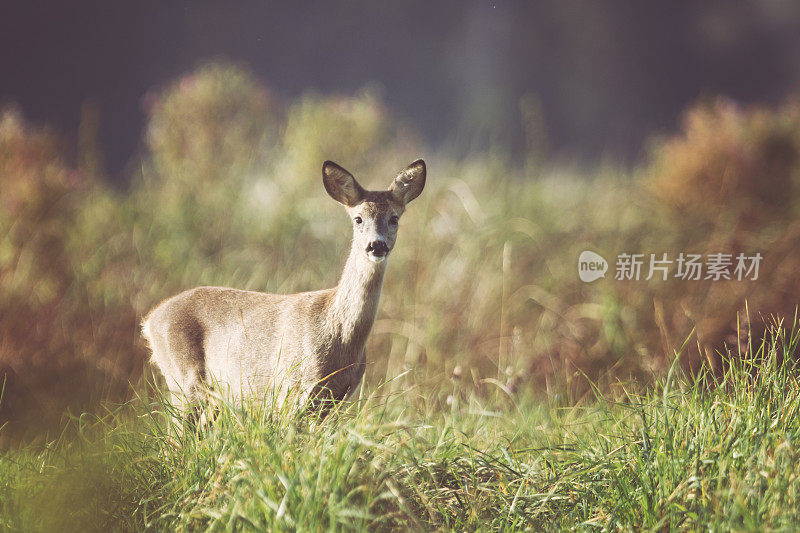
[388,159,426,206]
[323,161,365,207]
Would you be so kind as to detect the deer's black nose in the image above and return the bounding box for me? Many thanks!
[367,240,388,255]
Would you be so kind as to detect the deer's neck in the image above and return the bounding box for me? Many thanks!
[327,242,387,345]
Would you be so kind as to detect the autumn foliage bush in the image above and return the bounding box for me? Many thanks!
[643,98,800,369]
[0,109,142,440]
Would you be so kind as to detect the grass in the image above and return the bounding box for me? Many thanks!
[2,319,799,531]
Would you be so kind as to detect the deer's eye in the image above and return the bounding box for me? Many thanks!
[354,216,363,224]
[389,215,399,226]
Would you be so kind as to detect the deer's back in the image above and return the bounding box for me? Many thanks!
[144,286,336,400]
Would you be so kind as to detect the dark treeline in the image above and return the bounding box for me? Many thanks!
[2,1,800,178]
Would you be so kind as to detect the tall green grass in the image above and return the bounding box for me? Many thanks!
[2,318,799,530]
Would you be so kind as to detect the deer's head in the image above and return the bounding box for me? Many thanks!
[323,159,426,263]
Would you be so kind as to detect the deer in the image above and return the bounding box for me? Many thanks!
[141,159,426,418]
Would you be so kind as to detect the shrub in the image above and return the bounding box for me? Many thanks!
[649,97,800,229]
[644,98,800,369]
[0,109,144,441]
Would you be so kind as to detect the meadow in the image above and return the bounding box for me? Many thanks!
[2,323,800,530]
[1,61,800,529]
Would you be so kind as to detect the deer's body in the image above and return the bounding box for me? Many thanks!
[142,160,425,414]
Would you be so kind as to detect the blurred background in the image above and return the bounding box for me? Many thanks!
[2,1,800,442]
